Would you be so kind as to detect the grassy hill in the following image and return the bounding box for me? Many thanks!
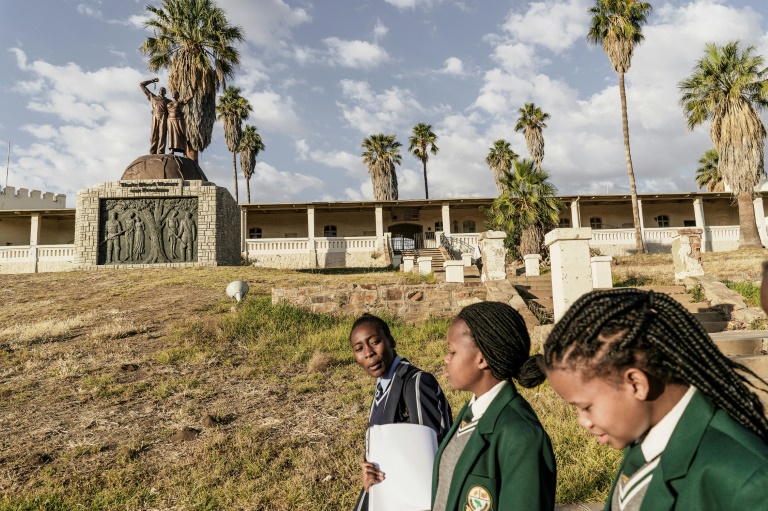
[1,250,765,510]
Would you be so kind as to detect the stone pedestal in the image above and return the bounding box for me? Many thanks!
[524,254,542,276]
[417,256,432,275]
[74,179,239,269]
[545,228,593,321]
[672,228,705,280]
[444,260,465,283]
[461,253,473,267]
[479,230,507,281]
[402,255,415,273]
[591,255,613,289]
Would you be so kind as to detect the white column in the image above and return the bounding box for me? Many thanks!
[570,199,581,228]
[591,256,613,289]
[307,206,316,268]
[693,197,708,252]
[637,199,645,251]
[545,228,593,321]
[523,254,541,276]
[753,197,767,246]
[240,207,247,255]
[30,213,41,246]
[442,203,451,236]
[375,205,384,249]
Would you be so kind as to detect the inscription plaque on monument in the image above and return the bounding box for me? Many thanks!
[98,197,198,265]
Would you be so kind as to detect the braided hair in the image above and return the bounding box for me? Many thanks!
[541,288,768,441]
[457,301,546,388]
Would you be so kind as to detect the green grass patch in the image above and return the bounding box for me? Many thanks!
[723,280,761,308]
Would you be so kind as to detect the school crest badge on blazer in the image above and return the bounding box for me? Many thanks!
[465,485,491,511]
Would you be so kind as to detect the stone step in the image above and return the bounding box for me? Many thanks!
[731,354,768,378]
[692,312,725,323]
[711,332,768,356]
[637,285,687,295]
[681,301,712,313]
[700,321,729,333]
[533,298,554,309]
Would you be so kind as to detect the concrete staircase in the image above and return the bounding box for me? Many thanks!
[635,285,729,334]
[508,274,554,324]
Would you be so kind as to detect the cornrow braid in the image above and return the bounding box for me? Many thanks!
[541,288,768,441]
[457,301,545,388]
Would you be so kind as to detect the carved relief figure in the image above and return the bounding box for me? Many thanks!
[165,210,180,259]
[123,212,136,261]
[133,216,146,260]
[178,211,197,261]
[167,91,192,156]
[140,78,170,154]
[104,211,123,264]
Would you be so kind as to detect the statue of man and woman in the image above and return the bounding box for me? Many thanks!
[140,78,192,156]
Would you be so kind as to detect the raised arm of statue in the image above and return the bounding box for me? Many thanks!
[140,78,160,100]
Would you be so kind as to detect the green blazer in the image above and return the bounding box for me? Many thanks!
[604,390,768,511]
[431,383,556,511]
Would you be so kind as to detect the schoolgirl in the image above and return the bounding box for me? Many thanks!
[542,288,768,511]
[350,313,452,511]
[432,301,556,511]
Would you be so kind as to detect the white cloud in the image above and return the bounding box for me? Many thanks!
[440,57,465,75]
[295,139,362,176]
[76,3,102,19]
[384,0,442,10]
[247,162,323,201]
[217,0,311,48]
[324,38,390,69]
[337,79,425,134]
[503,0,591,53]
[241,89,303,135]
[373,18,389,40]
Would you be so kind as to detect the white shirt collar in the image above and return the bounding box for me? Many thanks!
[640,386,697,462]
[468,380,508,421]
[376,355,402,393]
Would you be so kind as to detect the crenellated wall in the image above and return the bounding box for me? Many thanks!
[0,187,67,210]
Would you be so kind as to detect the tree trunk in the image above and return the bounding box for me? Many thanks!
[619,71,644,254]
[422,159,429,199]
[246,177,251,204]
[737,191,764,248]
[232,151,239,204]
[186,144,198,162]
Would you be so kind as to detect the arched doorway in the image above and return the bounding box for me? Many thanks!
[389,223,423,250]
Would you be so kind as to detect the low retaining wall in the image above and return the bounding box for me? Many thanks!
[272,282,487,322]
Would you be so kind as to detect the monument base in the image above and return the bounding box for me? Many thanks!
[74,180,239,269]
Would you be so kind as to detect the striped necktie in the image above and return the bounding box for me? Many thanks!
[375,381,384,399]
[621,443,647,480]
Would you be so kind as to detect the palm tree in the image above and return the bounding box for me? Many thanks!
[587,0,652,254]
[362,134,402,200]
[239,125,265,204]
[514,103,550,170]
[485,159,562,258]
[408,123,439,199]
[216,86,252,203]
[694,148,724,192]
[679,41,768,248]
[485,139,518,194]
[141,0,244,162]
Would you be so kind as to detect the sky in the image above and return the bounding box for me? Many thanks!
[1,0,768,207]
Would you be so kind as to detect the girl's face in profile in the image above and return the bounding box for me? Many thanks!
[548,366,652,450]
[444,319,485,394]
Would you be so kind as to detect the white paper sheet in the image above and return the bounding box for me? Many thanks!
[367,423,438,511]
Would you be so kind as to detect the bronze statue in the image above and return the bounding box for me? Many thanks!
[140,78,170,154]
[167,91,192,155]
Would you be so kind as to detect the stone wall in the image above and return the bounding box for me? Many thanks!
[0,186,67,210]
[74,180,239,269]
[272,282,487,322]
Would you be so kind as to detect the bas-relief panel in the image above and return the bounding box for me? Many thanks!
[98,198,198,265]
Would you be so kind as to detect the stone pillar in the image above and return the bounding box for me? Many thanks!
[240,207,247,255]
[442,203,451,236]
[307,206,317,268]
[417,256,432,275]
[375,204,384,249]
[672,229,705,280]
[753,197,767,247]
[693,197,708,253]
[570,199,582,228]
[545,228,593,321]
[461,253,473,267]
[29,213,41,246]
[443,260,465,282]
[402,255,415,273]
[523,254,541,276]
[591,255,613,289]
[478,230,507,281]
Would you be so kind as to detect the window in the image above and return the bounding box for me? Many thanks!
[684,220,696,227]
[463,220,476,233]
[656,215,670,228]
[324,225,337,237]
[590,217,603,229]
[558,218,571,228]
[453,220,459,233]
[434,221,443,232]
[248,227,262,239]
